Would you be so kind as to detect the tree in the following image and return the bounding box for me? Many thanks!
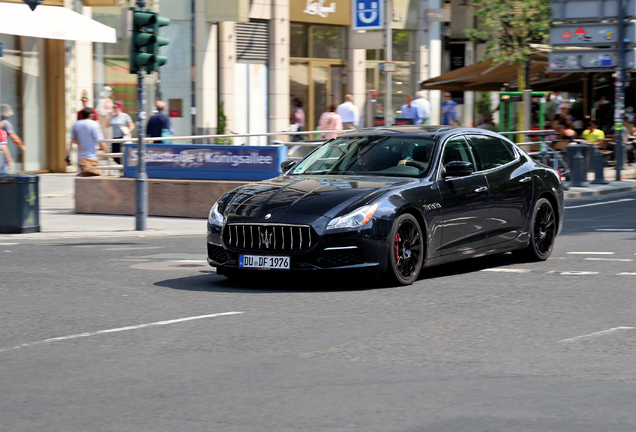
[464,0,551,132]
[464,0,551,70]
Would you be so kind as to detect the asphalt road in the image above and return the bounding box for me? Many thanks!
[1,192,635,432]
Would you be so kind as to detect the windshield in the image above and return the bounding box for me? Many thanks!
[290,135,437,177]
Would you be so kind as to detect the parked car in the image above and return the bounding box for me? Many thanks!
[207,126,564,286]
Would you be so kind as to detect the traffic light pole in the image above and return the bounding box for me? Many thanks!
[615,0,626,181]
[135,71,148,231]
[135,0,148,230]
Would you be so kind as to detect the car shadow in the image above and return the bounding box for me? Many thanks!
[155,253,524,293]
[418,252,521,280]
[154,271,382,293]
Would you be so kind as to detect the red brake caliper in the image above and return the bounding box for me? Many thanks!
[394,233,401,261]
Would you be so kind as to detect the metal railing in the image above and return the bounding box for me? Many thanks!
[86,128,559,171]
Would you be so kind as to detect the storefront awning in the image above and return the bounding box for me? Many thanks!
[0,2,116,43]
[420,53,586,92]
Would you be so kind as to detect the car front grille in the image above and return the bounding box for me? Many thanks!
[318,248,365,268]
[208,243,229,264]
[223,224,317,252]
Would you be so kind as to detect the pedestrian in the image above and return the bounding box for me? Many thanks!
[559,119,577,143]
[554,91,564,118]
[544,92,557,121]
[336,94,359,130]
[442,93,459,126]
[582,120,605,143]
[108,100,135,164]
[145,100,172,144]
[77,96,100,122]
[1,104,26,166]
[67,107,108,177]
[399,95,418,123]
[477,114,496,132]
[290,98,305,141]
[412,91,431,125]
[318,104,343,140]
[0,120,15,174]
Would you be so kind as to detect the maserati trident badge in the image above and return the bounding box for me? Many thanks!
[265,214,271,219]
[261,230,272,248]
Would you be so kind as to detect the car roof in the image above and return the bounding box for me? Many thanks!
[340,126,503,140]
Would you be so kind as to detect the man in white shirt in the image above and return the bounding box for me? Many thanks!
[412,91,431,125]
[336,95,359,130]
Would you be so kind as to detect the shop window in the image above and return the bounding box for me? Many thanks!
[310,25,343,59]
[1,34,46,172]
[290,23,309,58]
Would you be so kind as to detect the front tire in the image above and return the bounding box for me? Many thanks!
[514,197,556,262]
[383,213,424,286]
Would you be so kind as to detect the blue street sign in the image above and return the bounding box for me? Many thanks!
[353,0,384,31]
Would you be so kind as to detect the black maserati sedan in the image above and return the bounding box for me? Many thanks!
[207,126,564,285]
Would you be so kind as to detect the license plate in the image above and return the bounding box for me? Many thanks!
[239,255,290,270]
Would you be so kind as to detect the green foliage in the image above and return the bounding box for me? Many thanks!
[476,92,492,117]
[216,101,231,144]
[464,0,552,65]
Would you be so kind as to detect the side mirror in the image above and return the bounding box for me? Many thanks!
[281,160,298,173]
[442,161,473,178]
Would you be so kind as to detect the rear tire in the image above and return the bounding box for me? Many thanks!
[513,198,556,262]
[383,213,424,286]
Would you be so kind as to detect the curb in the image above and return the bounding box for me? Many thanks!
[564,184,636,200]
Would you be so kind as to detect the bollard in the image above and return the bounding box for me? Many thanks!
[591,148,609,185]
[572,147,587,187]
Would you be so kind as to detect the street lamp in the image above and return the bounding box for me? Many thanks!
[23,0,43,11]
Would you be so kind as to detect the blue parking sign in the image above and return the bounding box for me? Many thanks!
[353,0,384,31]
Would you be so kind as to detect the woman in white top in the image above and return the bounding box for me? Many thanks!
[108,101,135,164]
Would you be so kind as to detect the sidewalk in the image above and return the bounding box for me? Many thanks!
[1,170,636,241]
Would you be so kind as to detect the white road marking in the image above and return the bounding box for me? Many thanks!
[559,327,635,343]
[480,268,530,273]
[567,252,615,255]
[617,272,636,276]
[585,258,633,262]
[175,260,209,263]
[560,271,600,275]
[596,229,635,232]
[0,243,19,245]
[0,312,243,354]
[565,198,635,209]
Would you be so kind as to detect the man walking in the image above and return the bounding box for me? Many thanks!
[67,108,107,177]
[399,95,418,123]
[336,95,359,130]
[77,96,100,122]
[146,100,172,143]
[1,104,26,170]
[412,91,431,125]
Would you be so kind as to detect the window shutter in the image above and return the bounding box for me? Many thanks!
[236,19,269,64]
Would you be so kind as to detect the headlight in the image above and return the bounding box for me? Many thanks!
[326,204,379,230]
[208,201,226,227]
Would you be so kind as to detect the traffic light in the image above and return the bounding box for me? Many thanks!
[147,14,170,73]
[130,8,157,74]
[129,8,170,74]
[23,0,43,11]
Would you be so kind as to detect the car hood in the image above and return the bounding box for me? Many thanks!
[222,175,417,219]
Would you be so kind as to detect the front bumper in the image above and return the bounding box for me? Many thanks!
[206,222,389,274]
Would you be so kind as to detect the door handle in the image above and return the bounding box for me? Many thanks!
[475,186,488,193]
[519,177,531,183]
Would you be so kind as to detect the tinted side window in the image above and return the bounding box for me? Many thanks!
[468,135,516,170]
[442,136,478,172]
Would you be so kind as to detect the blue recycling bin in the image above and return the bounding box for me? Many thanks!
[0,173,40,234]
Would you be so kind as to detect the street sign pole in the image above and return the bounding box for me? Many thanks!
[615,0,625,181]
[135,0,148,230]
[384,0,392,126]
